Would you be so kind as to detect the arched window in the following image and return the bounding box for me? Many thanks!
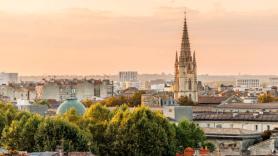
[188,79,192,90]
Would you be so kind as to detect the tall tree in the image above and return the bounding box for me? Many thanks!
[175,120,206,149]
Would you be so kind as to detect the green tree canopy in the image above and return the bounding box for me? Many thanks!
[105,106,176,156]
[34,118,93,152]
[175,120,206,149]
[177,96,196,106]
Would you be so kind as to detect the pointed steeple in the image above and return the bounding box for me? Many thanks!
[179,10,192,66]
[193,51,197,68]
[175,51,179,66]
[175,51,179,79]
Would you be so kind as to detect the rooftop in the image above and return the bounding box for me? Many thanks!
[217,103,278,109]
[194,112,278,122]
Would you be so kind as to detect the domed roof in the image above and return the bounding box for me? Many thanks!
[56,98,86,115]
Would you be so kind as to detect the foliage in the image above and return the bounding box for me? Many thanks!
[257,93,278,103]
[84,103,111,122]
[34,99,50,108]
[177,96,196,106]
[0,101,209,156]
[105,106,176,156]
[81,99,95,108]
[203,142,216,152]
[34,118,93,152]
[60,108,81,123]
[261,130,272,141]
[98,91,146,107]
[175,120,206,149]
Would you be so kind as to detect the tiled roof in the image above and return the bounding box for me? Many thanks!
[194,113,278,122]
[203,128,259,135]
[217,103,278,109]
[198,96,227,104]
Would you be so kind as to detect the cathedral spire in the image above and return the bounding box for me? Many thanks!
[179,10,192,66]
[193,51,196,66]
[175,51,179,65]
[175,51,179,79]
[193,51,197,72]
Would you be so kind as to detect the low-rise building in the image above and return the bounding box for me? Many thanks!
[194,112,278,132]
[203,128,261,156]
[36,79,113,101]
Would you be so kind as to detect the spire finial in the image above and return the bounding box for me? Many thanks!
[193,50,197,65]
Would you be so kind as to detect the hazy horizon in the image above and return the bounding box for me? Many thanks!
[0,0,278,75]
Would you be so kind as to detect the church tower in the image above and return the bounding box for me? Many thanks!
[174,12,198,103]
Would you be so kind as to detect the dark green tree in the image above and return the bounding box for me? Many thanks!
[34,118,93,152]
[175,120,206,149]
[84,103,111,122]
[106,106,176,156]
[177,96,196,106]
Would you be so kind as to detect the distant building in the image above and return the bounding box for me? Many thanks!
[118,71,139,90]
[0,72,18,85]
[269,77,278,87]
[204,128,261,156]
[36,79,113,101]
[194,112,278,132]
[236,79,260,89]
[119,71,138,82]
[16,99,48,116]
[139,81,151,90]
[163,106,193,122]
[141,92,176,107]
[198,96,228,105]
[0,83,36,101]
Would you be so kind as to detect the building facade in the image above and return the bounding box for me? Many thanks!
[0,72,18,85]
[236,79,260,89]
[36,79,113,101]
[173,13,198,103]
[119,71,138,82]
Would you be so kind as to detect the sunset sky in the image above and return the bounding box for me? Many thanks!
[0,0,277,75]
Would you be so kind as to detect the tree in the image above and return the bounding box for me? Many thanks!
[1,120,23,151]
[177,96,196,106]
[81,99,94,108]
[175,120,206,149]
[19,115,43,152]
[60,108,81,123]
[258,94,274,103]
[34,118,94,152]
[261,130,272,141]
[203,142,216,152]
[84,103,111,122]
[106,106,176,156]
[0,114,41,152]
[129,91,146,106]
[35,99,50,108]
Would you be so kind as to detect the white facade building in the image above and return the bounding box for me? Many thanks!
[0,72,18,85]
[236,79,260,89]
[269,77,278,87]
[119,71,138,82]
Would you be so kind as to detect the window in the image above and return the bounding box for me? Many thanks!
[255,125,258,131]
[230,124,234,128]
[267,125,270,131]
[216,124,222,128]
[207,124,210,128]
[188,79,192,90]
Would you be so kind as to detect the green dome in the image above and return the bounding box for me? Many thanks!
[56,98,86,115]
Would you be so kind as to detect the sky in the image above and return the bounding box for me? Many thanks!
[0,0,278,75]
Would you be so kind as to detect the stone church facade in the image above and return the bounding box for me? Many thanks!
[173,13,198,103]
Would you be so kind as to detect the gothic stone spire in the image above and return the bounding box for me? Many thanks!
[179,11,192,67]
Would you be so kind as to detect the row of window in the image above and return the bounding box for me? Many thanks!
[206,123,271,131]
